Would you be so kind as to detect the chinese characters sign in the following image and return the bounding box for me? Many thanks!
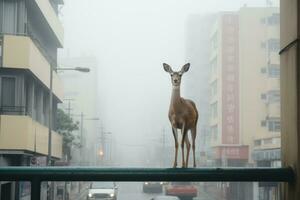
[222,14,239,144]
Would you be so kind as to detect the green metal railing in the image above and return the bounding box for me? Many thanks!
[0,167,295,200]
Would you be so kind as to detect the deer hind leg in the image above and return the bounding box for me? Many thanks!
[172,127,179,168]
[191,127,197,167]
[185,132,191,168]
[181,125,188,168]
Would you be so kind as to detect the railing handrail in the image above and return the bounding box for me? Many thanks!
[0,167,294,182]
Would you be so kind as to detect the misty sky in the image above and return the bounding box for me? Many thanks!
[60,0,276,166]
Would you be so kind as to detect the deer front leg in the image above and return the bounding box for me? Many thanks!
[185,133,191,168]
[191,127,197,167]
[172,127,179,168]
[181,126,188,168]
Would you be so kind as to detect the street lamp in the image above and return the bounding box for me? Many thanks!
[47,66,90,166]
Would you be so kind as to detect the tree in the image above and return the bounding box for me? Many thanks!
[56,108,80,161]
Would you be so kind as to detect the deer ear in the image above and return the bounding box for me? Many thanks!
[181,63,190,73]
[163,63,173,73]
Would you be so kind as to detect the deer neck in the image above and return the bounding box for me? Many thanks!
[171,86,182,106]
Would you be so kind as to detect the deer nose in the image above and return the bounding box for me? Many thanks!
[174,80,178,83]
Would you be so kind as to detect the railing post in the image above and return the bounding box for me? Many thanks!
[31,178,41,200]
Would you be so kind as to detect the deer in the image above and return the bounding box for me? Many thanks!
[163,63,198,168]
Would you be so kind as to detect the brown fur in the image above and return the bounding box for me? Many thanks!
[163,63,199,168]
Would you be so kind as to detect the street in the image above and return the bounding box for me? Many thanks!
[75,182,160,200]
[117,182,157,200]
[74,182,216,200]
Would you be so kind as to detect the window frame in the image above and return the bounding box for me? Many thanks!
[0,75,17,109]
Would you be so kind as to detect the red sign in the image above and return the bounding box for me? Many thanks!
[214,146,249,160]
[221,14,240,144]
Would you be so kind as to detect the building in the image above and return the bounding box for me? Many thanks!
[209,11,248,167]
[209,7,280,200]
[239,7,280,200]
[0,0,64,198]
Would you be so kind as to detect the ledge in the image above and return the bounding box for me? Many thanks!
[0,167,294,182]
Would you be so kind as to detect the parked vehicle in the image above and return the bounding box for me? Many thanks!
[87,182,118,200]
[165,182,197,200]
[143,182,164,193]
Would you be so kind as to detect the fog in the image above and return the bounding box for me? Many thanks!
[59,0,275,167]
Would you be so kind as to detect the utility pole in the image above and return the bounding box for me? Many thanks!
[64,98,74,117]
[80,112,84,164]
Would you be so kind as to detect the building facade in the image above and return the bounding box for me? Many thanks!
[209,7,280,200]
[0,0,64,199]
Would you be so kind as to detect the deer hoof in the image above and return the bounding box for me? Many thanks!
[173,163,177,168]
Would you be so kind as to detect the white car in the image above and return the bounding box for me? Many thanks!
[87,182,118,200]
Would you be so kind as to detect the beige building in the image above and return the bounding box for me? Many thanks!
[209,7,280,166]
[0,0,64,198]
[239,7,280,168]
[209,7,280,200]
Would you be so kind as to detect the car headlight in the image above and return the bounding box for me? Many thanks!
[145,182,149,185]
[160,182,163,185]
[110,193,115,197]
[88,193,93,198]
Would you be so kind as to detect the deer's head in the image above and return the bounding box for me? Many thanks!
[163,63,190,87]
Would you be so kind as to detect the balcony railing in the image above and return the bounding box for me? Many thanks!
[0,106,27,115]
[0,167,294,200]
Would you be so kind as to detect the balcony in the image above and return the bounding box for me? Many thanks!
[2,35,63,101]
[32,0,64,46]
[0,115,62,159]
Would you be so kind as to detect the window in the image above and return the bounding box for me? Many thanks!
[263,138,272,145]
[254,140,261,146]
[0,0,27,35]
[268,90,280,103]
[268,64,280,77]
[267,38,280,52]
[260,67,267,74]
[268,118,280,132]
[261,120,266,127]
[1,77,16,107]
[267,13,279,25]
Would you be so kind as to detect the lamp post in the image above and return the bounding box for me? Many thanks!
[47,66,90,166]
